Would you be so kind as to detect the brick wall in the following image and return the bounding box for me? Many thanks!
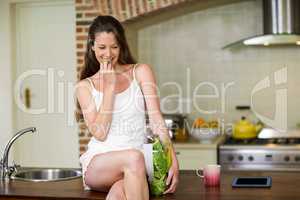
[75,0,191,155]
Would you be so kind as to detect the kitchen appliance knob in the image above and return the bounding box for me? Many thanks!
[248,156,254,161]
[295,156,300,162]
[228,155,234,161]
[238,155,243,161]
[284,156,290,162]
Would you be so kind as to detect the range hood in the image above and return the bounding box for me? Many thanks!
[223,0,300,48]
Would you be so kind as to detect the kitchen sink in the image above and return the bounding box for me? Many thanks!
[10,168,82,182]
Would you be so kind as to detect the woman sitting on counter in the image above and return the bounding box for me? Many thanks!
[75,15,179,200]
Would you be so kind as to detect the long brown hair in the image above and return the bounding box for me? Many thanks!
[75,15,136,122]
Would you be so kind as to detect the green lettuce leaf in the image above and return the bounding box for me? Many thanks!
[150,137,171,196]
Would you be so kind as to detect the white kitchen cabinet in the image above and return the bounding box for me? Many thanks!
[173,136,224,170]
[174,148,217,170]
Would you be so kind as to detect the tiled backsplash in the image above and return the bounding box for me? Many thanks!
[137,0,300,129]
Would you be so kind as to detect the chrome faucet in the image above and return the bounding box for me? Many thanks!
[0,127,37,180]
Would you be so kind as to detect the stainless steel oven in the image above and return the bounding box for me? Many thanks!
[218,129,300,171]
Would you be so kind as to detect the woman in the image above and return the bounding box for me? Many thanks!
[76,15,179,200]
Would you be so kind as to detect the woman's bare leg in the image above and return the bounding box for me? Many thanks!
[106,180,126,200]
[84,149,149,200]
[123,150,149,200]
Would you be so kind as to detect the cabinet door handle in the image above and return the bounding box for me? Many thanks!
[175,151,180,155]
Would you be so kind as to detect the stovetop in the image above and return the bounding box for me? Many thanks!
[223,137,300,145]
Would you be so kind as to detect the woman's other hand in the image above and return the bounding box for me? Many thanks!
[163,156,179,194]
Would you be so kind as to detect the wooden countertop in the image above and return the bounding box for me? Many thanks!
[1,170,300,200]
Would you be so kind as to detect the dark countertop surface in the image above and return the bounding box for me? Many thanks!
[1,170,300,200]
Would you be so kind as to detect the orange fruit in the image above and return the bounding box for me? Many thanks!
[193,118,206,128]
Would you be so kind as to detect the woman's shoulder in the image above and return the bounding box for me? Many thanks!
[134,63,152,72]
[76,78,93,92]
[121,63,151,71]
[134,63,155,83]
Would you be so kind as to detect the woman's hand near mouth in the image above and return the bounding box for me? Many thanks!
[99,58,116,93]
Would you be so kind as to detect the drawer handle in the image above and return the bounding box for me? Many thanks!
[175,152,180,155]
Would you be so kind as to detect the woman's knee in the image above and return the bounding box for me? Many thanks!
[106,189,126,200]
[106,181,126,200]
[125,149,146,174]
[106,193,126,200]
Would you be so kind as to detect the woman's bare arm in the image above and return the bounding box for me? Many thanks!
[135,64,179,193]
[135,64,170,143]
[76,80,115,141]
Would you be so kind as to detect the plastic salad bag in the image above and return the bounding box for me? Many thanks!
[143,135,172,196]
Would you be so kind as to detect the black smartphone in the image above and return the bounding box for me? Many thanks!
[232,177,272,188]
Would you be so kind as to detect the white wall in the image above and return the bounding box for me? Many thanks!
[0,0,14,160]
[138,0,300,129]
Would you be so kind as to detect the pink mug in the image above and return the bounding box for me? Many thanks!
[196,164,221,187]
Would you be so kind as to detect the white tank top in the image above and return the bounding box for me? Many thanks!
[85,64,146,152]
